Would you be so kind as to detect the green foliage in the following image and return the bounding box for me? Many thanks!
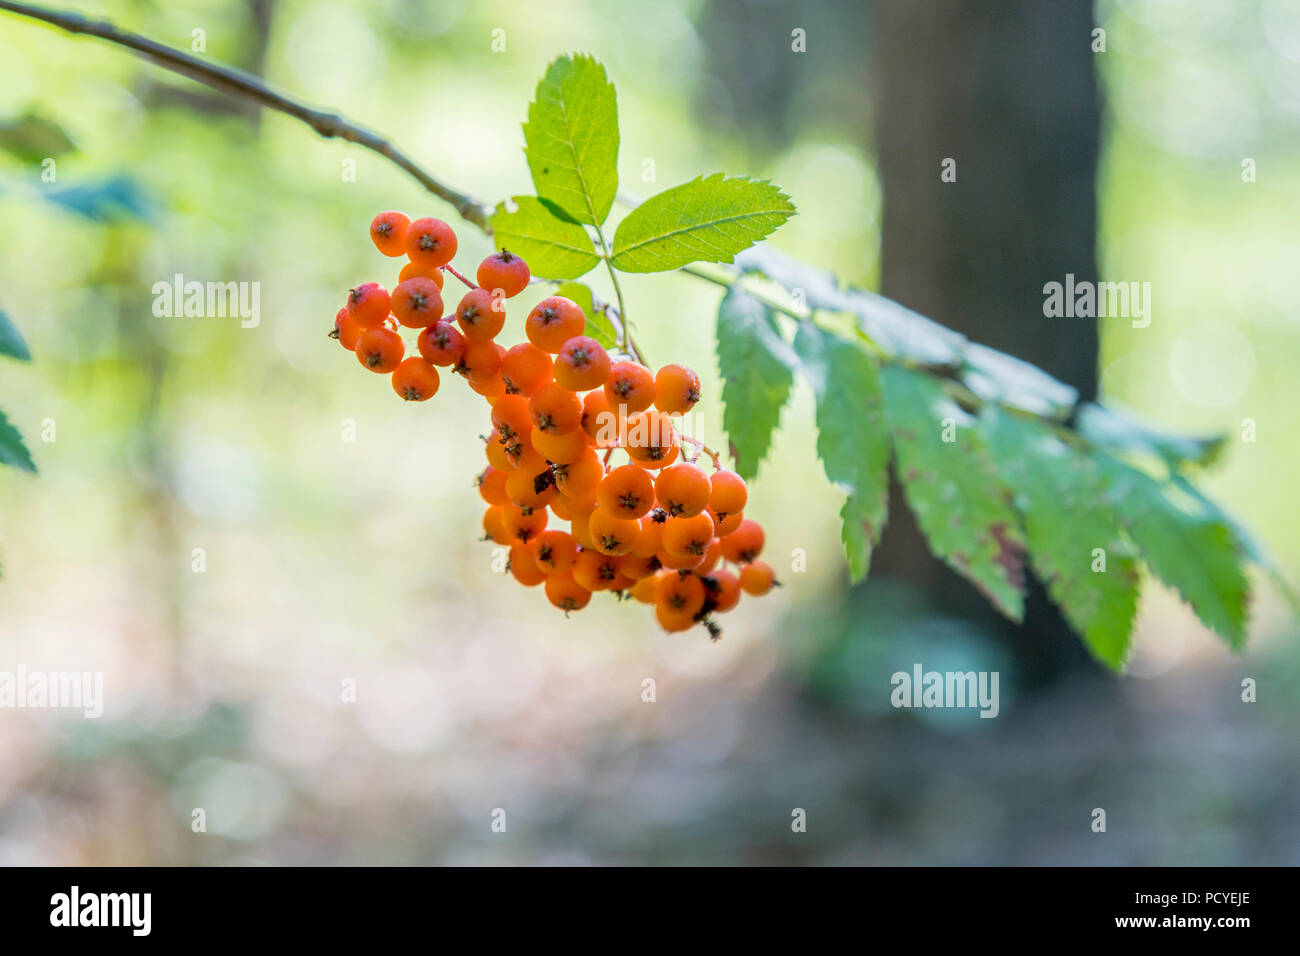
[0,308,31,362]
[0,113,77,164]
[792,323,889,581]
[715,286,796,481]
[523,54,619,227]
[490,197,599,279]
[0,409,35,474]
[45,175,152,222]
[611,175,795,273]
[554,281,617,349]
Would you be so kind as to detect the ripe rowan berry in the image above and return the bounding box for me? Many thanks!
[596,464,655,519]
[708,470,748,522]
[476,249,531,298]
[485,428,516,472]
[604,361,656,414]
[545,572,592,613]
[553,336,611,391]
[391,356,440,401]
[346,282,391,329]
[624,410,680,468]
[332,307,364,350]
[391,277,444,328]
[552,447,602,500]
[455,338,503,381]
[581,389,620,446]
[653,364,701,415]
[655,601,697,632]
[572,549,623,592]
[525,296,586,353]
[490,394,533,443]
[704,570,741,612]
[502,502,547,543]
[588,506,640,556]
[405,217,458,267]
[662,512,716,558]
[654,463,711,517]
[657,547,705,571]
[417,320,466,367]
[456,288,505,342]
[370,211,411,256]
[632,510,667,558]
[483,506,510,545]
[529,529,577,575]
[620,554,660,580]
[657,571,706,618]
[501,343,553,396]
[468,371,507,399]
[398,259,446,289]
[355,326,404,372]
[712,509,744,536]
[505,458,555,509]
[697,537,723,575]
[721,518,764,563]
[630,574,661,604]
[528,382,583,435]
[509,543,547,587]
[478,466,509,506]
[569,509,594,549]
[740,561,776,595]
[530,425,588,465]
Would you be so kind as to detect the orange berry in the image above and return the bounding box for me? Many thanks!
[654,463,710,517]
[416,319,465,367]
[405,217,457,268]
[572,549,623,592]
[355,326,404,372]
[658,548,704,571]
[553,447,602,499]
[530,529,577,575]
[620,554,660,580]
[632,511,667,558]
[530,426,588,465]
[553,336,611,391]
[456,287,505,342]
[370,210,411,256]
[657,572,706,618]
[712,509,744,536]
[509,543,547,587]
[469,373,507,399]
[482,506,510,545]
[397,259,446,288]
[391,356,440,401]
[708,470,748,521]
[476,249,531,298]
[525,296,586,353]
[740,561,775,595]
[505,458,555,509]
[346,282,391,329]
[478,466,509,506]
[545,572,592,612]
[501,343,553,396]
[596,464,655,519]
[721,519,765,563]
[569,509,594,549]
[624,410,680,469]
[501,503,547,544]
[391,277,444,328]
[630,574,660,604]
[456,338,503,381]
[654,364,701,415]
[332,307,364,350]
[581,389,616,442]
[529,382,583,435]
[662,512,716,559]
[604,361,656,414]
[588,506,640,556]
[490,394,533,443]
[549,495,576,521]
[705,570,742,612]
[697,537,724,574]
[655,602,697,632]
[485,429,515,472]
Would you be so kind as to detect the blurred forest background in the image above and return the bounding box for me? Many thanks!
[1,0,1298,864]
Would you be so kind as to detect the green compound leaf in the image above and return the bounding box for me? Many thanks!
[0,308,31,362]
[0,113,76,165]
[986,410,1139,668]
[554,281,617,350]
[611,174,795,273]
[715,286,797,481]
[524,54,619,227]
[0,409,36,473]
[1098,455,1250,647]
[490,197,600,280]
[882,366,1026,620]
[794,323,890,581]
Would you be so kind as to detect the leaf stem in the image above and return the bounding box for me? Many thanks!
[593,223,634,358]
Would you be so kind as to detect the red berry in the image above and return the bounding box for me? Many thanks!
[476,249,531,298]
[370,211,410,257]
[405,217,458,268]
[346,282,390,328]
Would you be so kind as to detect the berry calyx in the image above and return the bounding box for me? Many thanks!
[405,217,458,267]
[370,211,411,257]
[355,326,404,372]
[476,249,531,298]
[391,356,440,401]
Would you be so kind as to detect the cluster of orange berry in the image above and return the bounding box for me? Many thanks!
[331,210,778,637]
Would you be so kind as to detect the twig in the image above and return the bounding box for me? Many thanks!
[442,263,477,290]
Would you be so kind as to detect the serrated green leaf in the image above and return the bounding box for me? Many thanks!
[0,308,31,362]
[882,366,1026,620]
[986,411,1139,668]
[0,409,36,473]
[554,281,618,350]
[715,286,796,481]
[793,323,889,580]
[1076,402,1226,469]
[490,197,600,280]
[611,174,795,273]
[1098,456,1250,647]
[524,54,619,227]
[0,113,76,165]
